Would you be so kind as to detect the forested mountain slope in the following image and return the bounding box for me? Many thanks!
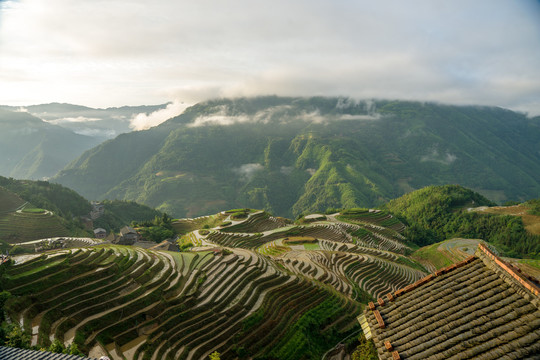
[0,108,96,179]
[0,177,162,243]
[386,185,540,258]
[54,97,540,218]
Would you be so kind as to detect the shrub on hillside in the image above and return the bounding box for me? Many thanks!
[351,334,378,360]
[526,199,540,216]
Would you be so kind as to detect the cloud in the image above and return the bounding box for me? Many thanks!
[73,128,117,138]
[338,114,381,121]
[129,100,189,130]
[420,149,457,165]
[188,114,250,127]
[189,101,383,127]
[0,1,539,114]
[233,163,264,181]
[44,116,101,125]
[188,105,251,127]
[0,1,18,11]
[280,166,294,175]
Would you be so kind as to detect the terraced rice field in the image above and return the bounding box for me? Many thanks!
[337,209,406,233]
[3,209,429,359]
[0,211,70,243]
[199,210,426,305]
[412,238,486,272]
[4,245,360,360]
[0,188,73,243]
[0,187,25,214]
[220,211,291,233]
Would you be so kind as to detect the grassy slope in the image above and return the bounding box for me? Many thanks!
[412,239,481,271]
[386,185,540,258]
[0,177,165,243]
[0,176,91,218]
[0,178,91,244]
[0,187,25,214]
[0,187,25,250]
[412,238,540,279]
[473,204,540,235]
[0,211,70,244]
[0,186,71,244]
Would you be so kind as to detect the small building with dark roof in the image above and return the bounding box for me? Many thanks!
[93,228,107,239]
[118,226,139,245]
[361,244,540,360]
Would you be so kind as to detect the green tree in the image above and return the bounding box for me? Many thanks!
[5,324,30,349]
[65,343,83,355]
[49,339,65,353]
[351,334,378,360]
[209,351,221,360]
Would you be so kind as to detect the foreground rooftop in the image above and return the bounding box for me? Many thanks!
[362,243,540,360]
[0,346,96,360]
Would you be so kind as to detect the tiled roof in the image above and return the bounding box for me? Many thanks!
[120,226,136,235]
[0,346,96,359]
[364,244,540,360]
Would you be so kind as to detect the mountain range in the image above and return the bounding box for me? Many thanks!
[52,97,540,218]
[0,103,168,180]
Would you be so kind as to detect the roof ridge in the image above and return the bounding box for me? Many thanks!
[369,243,540,312]
[363,244,540,360]
[368,255,476,310]
[476,243,540,298]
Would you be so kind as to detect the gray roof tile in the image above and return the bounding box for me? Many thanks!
[0,346,96,360]
[365,245,540,360]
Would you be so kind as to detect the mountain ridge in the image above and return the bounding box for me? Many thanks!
[0,108,97,180]
[53,97,540,218]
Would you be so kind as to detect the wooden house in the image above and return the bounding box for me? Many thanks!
[93,228,107,239]
[119,226,139,245]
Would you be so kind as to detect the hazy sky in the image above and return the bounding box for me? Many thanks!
[1,0,540,114]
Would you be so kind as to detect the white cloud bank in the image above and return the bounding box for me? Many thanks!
[45,116,101,125]
[0,1,539,115]
[188,101,382,127]
[130,101,189,130]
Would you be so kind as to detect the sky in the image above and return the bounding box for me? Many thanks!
[1,0,540,115]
